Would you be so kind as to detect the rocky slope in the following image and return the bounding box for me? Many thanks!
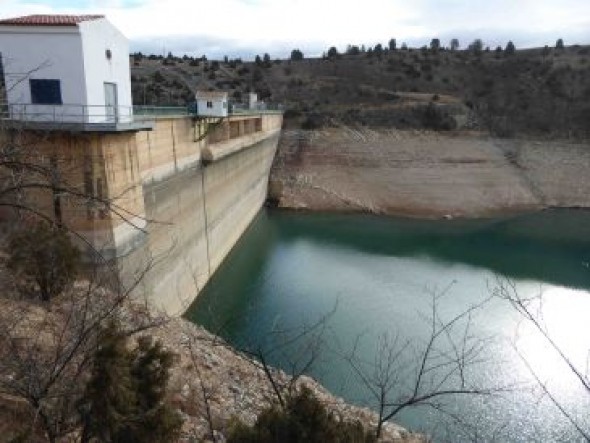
[155,316,424,442]
[0,288,423,442]
[270,128,590,218]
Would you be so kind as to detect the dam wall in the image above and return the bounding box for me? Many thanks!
[125,116,281,314]
[121,114,282,314]
[2,113,282,315]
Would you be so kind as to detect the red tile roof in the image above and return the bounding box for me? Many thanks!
[196,91,228,99]
[0,15,104,27]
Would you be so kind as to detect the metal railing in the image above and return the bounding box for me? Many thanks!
[1,103,152,125]
[133,106,189,117]
[230,102,284,115]
[0,102,284,124]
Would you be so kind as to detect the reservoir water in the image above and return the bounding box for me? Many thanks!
[186,208,590,441]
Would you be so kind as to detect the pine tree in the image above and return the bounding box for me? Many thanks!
[80,325,182,443]
[290,49,304,61]
[556,38,565,50]
[430,38,441,52]
[505,41,516,55]
[8,223,80,301]
[129,336,182,443]
[80,325,136,442]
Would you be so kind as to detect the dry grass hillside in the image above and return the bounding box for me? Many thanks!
[130,43,590,138]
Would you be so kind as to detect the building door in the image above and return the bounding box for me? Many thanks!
[104,82,118,122]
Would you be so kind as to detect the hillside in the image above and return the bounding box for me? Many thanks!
[131,44,590,138]
[270,128,590,217]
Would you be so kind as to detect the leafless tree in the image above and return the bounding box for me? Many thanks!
[341,288,508,439]
[183,326,220,442]
[0,71,169,441]
[494,278,590,441]
[0,251,167,441]
[192,295,336,412]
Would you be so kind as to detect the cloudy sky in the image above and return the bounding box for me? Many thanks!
[1,0,589,59]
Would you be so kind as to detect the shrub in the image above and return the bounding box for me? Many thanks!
[80,325,182,443]
[556,38,565,50]
[505,41,516,55]
[290,49,304,61]
[252,69,263,83]
[468,39,483,54]
[422,102,457,131]
[301,113,324,130]
[283,109,301,119]
[8,223,79,301]
[152,71,166,83]
[228,387,374,443]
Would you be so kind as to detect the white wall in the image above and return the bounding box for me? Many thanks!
[0,26,87,122]
[0,18,133,124]
[196,98,228,117]
[79,19,133,123]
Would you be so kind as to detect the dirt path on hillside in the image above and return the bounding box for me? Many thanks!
[270,128,590,218]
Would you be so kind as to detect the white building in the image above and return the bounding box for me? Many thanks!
[0,15,133,125]
[246,92,258,110]
[195,90,228,118]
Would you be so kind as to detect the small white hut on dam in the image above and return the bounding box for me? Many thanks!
[195,90,229,117]
[0,14,136,127]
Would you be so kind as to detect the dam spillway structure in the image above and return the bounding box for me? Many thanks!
[0,14,283,314]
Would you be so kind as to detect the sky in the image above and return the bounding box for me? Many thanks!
[1,0,589,60]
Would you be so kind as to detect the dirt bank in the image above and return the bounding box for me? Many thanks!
[157,316,424,442]
[270,128,590,218]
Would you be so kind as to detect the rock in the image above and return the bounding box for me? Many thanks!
[152,316,424,442]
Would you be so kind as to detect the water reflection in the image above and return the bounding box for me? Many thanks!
[187,209,590,441]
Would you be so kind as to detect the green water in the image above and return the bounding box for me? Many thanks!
[186,209,590,441]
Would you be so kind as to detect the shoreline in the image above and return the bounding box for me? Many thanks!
[266,200,590,221]
[270,128,590,220]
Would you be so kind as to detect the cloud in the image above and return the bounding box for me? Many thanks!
[1,0,589,58]
[131,33,328,60]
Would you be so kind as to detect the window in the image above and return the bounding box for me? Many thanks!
[206,101,213,108]
[30,79,62,105]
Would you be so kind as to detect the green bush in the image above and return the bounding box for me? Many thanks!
[422,102,457,131]
[80,324,182,443]
[8,223,80,301]
[301,113,324,130]
[228,387,374,443]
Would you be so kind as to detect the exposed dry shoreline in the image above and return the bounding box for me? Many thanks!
[157,316,425,442]
[270,128,590,219]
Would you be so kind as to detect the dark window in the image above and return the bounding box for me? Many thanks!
[206,101,213,108]
[0,53,6,99]
[30,79,62,105]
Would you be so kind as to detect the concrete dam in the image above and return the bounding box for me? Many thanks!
[126,114,283,314]
[5,112,282,315]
